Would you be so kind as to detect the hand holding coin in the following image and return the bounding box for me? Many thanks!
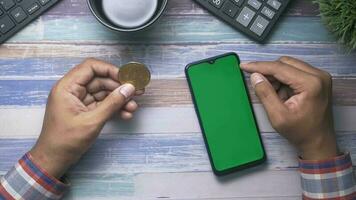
[118,62,151,91]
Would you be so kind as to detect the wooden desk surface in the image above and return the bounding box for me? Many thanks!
[0,0,355,199]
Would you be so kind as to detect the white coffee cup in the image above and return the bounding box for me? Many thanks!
[102,0,158,29]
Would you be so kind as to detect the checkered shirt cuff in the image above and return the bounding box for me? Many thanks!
[299,153,356,200]
[0,153,69,200]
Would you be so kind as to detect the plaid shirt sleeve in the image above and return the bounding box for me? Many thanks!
[0,153,69,200]
[299,153,356,200]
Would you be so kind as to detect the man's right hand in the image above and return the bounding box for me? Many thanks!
[241,56,338,160]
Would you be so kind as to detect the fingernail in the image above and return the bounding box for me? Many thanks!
[119,84,135,99]
[251,73,265,88]
[240,62,250,68]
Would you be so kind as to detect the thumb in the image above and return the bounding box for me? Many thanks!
[251,73,287,122]
[91,83,136,123]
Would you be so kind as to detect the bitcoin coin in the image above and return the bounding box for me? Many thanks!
[118,62,151,90]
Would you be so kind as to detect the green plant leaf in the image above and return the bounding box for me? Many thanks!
[312,0,356,52]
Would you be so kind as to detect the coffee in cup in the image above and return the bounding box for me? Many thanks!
[102,0,158,29]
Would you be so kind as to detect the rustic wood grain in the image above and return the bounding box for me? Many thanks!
[0,44,354,78]
[47,0,319,17]
[0,78,355,106]
[1,106,356,137]
[7,16,333,44]
[0,133,354,174]
[0,170,303,199]
[0,169,300,200]
[143,78,356,106]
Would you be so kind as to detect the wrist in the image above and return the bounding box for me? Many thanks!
[299,131,339,160]
[29,147,70,179]
[301,148,339,160]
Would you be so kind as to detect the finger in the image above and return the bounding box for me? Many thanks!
[251,73,288,122]
[83,91,111,106]
[249,74,277,82]
[87,100,99,111]
[88,84,136,123]
[271,81,281,91]
[83,93,95,105]
[92,91,110,101]
[241,61,310,87]
[120,111,134,120]
[266,75,277,82]
[278,56,323,76]
[277,86,290,101]
[63,58,119,86]
[66,84,87,100]
[86,78,120,93]
[135,89,145,96]
[123,100,138,113]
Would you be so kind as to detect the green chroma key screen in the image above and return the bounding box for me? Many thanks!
[185,53,265,175]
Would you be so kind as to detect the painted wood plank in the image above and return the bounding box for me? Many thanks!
[285,0,319,17]
[0,170,302,199]
[0,133,354,174]
[0,44,354,78]
[132,171,302,199]
[64,173,136,199]
[47,0,319,17]
[63,195,300,200]
[0,78,355,107]
[6,16,334,44]
[0,106,356,138]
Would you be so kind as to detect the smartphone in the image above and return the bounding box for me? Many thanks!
[185,52,266,175]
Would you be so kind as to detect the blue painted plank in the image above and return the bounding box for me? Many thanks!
[7,16,335,43]
[0,58,82,77]
[0,44,355,77]
[65,174,135,198]
[0,78,355,106]
[0,80,54,106]
[0,169,305,199]
[46,0,318,17]
[0,133,354,174]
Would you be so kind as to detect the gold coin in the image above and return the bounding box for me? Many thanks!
[118,62,151,90]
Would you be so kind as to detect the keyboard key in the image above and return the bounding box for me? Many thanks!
[39,0,51,6]
[250,15,269,36]
[0,15,15,33]
[236,7,255,27]
[208,0,225,9]
[247,0,261,10]
[27,3,40,15]
[261,6,275,19]
[231,0,244,7]
[0,0,15,11]
[267,0,281,10]
[11,7,27,23]
[222,1,238,17]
